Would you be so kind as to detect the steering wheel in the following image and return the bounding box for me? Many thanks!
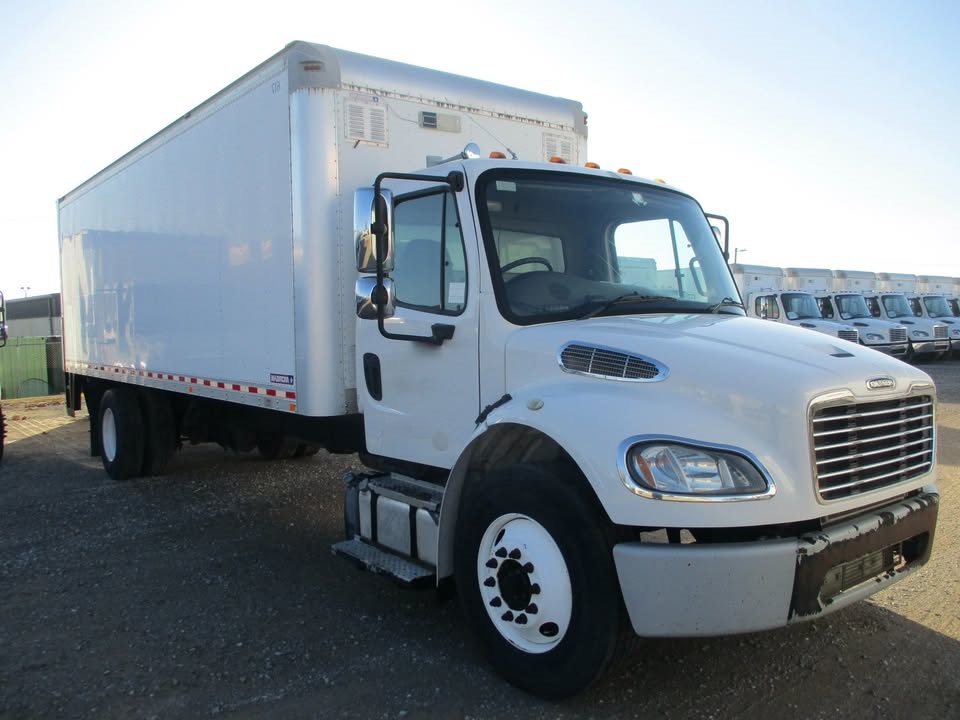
[501,256,554,274]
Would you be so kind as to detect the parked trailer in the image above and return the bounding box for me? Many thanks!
[783,268,908,358]
[729,264,859,343]
[59,42,940,698]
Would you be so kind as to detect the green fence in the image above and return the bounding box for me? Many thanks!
[0,336,64,399]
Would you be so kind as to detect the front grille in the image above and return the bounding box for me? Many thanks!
[890,327,908,343]
[559,343,666,382]
[837,329,859,343]
[812,395,934,501]
[934,325,948,339]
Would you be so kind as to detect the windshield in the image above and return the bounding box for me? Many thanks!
[476,170,742,323]
[835,293,871,319]
[880,294,914,319]
[923,296,952,318]
[781,292,824,320]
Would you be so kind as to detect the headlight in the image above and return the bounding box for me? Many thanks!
[911,330,929,338]
[865,333,884,341]
[622,441,771,499]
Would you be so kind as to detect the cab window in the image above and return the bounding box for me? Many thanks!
[391,191,467,314]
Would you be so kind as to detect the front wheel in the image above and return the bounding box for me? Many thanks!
[454,463,624,699]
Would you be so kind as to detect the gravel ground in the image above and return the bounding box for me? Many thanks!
[1,360,959,719]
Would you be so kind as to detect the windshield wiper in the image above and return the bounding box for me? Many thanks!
[706,297,745,314]
[577,292,677,320]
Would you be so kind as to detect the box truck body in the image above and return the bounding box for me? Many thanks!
[58,42,939,698]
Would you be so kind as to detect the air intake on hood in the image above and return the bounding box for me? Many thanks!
[559,343,668,382]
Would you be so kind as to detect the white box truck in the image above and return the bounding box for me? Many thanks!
[58,42,940,698]
[915,275,960,355]
[862,273,949,359]
[729,264,860,343]
[786,268,909,358]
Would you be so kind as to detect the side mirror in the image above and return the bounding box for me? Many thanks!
[355,187,394,274]
[356,276,395,320]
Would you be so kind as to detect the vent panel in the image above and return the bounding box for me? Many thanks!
[559,343,667,382]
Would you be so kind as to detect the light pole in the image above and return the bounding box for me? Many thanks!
[733,248,747,263]
[20,286,30,297]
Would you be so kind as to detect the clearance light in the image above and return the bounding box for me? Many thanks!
[654,178,667,184]
[548,156,567,164]
[489,151,507,159]
[585,162,600,168]
[617,168,633,175]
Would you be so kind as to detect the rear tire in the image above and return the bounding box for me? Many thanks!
[99,388,145,481]
[454,463,623,699]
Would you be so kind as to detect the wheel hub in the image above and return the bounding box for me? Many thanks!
[476,513,572,654]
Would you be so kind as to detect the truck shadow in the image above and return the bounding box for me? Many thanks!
[2,421,959,719]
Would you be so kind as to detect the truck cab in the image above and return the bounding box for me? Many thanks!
[730,264,859,344]
[862,273,949,359]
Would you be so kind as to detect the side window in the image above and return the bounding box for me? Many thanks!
[908,297,923,317]
[391,191,467,314]
[613,219,704,298]
[755,295,779,319]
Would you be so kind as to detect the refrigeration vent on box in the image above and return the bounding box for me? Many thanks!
[346,102,388,145]
[543,133,575,164]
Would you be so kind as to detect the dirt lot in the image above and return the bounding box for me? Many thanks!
[1,361,959,719]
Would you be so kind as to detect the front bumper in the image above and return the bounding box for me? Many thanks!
[911,339,949,355]
[613,492,938,637]
[868,342,909,358]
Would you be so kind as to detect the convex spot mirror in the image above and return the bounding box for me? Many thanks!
[355,187,395,274]
[356,276,395,320]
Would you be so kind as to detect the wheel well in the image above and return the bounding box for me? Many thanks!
[437,423,607,579]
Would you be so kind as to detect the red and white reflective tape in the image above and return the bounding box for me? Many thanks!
[66,361,297,400]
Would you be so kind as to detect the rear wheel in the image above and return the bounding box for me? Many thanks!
[454,463,624,699]
[99,388,145,481]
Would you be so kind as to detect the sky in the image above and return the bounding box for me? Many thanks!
[1,0,958,297]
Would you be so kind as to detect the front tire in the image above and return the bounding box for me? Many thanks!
[454,463,624,699]
[99,388,145,481]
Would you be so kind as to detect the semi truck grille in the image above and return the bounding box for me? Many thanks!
[837,329,859,343]
[934,325,947,339]
[812,395,934,501]
[559,343,667,382]
[889,328,908,343]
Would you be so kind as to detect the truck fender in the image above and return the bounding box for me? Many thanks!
[436,406,604,581]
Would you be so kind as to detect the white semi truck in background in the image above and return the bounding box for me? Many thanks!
[729,264,860,343]
[863,273,950,359]
[914,276,960,355]
[58,42,940,698]
[783,268,909,358]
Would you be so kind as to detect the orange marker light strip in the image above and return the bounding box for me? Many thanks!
[548,156,567,164]
[489,151,506,159]
[585,162,600,168]
[617,168,632,175]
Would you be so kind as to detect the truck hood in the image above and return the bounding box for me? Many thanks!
[504,314,925,396]
[499,314,934,527]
